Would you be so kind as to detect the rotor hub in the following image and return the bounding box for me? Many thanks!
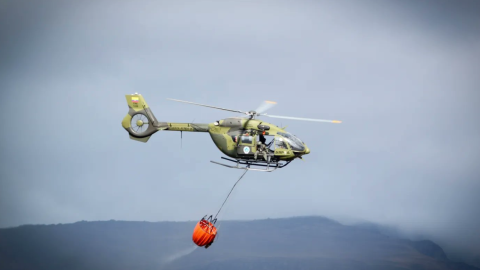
[136,119,144,126]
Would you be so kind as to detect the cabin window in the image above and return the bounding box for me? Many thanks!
[241,136,253,144]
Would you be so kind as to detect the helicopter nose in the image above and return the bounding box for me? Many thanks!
[304,147,310,154]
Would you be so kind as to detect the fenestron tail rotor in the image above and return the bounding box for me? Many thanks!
[130,113,150,135]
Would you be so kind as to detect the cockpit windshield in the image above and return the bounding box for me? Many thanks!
[277,132,305,151]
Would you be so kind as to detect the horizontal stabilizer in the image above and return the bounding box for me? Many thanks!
[129,135,151,143]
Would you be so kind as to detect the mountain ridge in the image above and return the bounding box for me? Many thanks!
[0,216,477,270]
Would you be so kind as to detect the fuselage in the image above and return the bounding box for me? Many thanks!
[121,94,309,161]
[205,117,309,161]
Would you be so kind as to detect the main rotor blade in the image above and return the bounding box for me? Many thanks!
[167,98,247,114]
[256,100,277,114]
[263,114,342,123]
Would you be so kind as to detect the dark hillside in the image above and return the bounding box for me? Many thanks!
[0,217,477,270]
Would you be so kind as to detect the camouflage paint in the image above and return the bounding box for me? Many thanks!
[121,94,309,161]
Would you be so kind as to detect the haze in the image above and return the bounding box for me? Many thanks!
[1,0,479,265]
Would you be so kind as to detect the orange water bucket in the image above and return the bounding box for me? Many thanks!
[192,215,217,248]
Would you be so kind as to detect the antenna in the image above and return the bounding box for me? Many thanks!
[181,131,183,149]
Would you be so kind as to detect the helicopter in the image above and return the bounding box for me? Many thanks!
[121,93,341,172]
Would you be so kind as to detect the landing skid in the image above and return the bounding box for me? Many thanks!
[210,157,292,172]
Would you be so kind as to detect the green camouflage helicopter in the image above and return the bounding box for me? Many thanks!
[121,93,341,172]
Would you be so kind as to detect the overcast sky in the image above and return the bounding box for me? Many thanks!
[1,0,479,265]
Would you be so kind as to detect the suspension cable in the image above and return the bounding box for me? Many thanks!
[214,169,248,220]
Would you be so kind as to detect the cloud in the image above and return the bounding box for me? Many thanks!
[1,0,479,265]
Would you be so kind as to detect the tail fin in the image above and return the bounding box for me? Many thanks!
[121,93,166,143]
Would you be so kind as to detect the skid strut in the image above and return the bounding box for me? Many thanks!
[210,157,292,172]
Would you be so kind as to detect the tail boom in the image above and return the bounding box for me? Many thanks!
[122,94,209,143]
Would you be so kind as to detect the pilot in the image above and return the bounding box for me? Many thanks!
[254,141,268,161]
[277,139,286,149]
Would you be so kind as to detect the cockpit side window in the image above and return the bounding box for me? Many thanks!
[274,137,288,149]
[277,132,305,151]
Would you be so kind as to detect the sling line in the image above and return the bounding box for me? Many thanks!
[214,169,248,220]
